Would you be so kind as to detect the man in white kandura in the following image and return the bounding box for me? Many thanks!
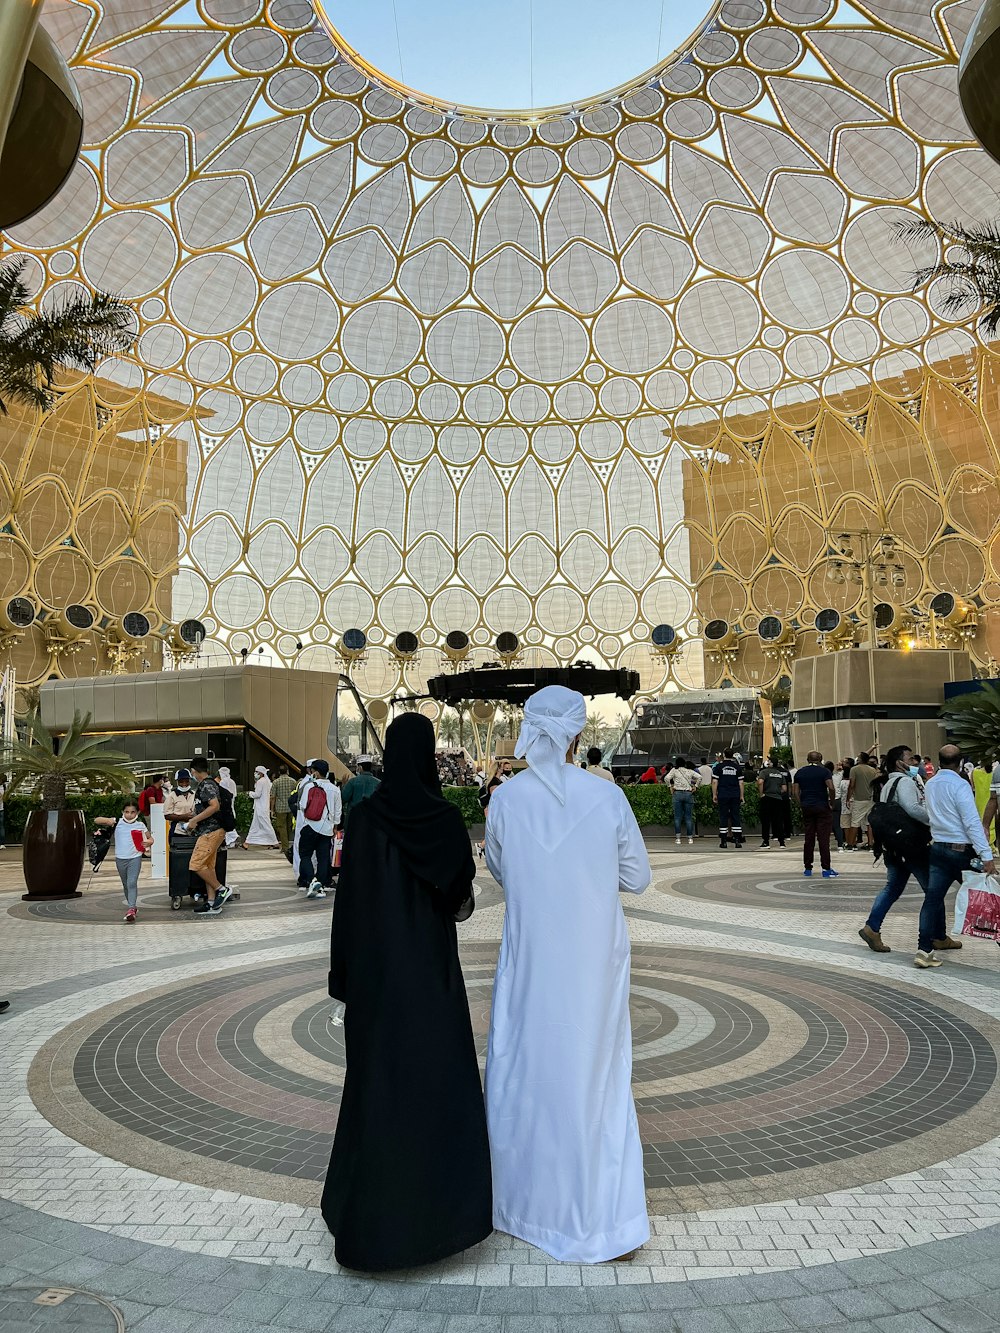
[485,685,652,1264]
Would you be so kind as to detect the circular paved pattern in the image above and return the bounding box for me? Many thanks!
[0,1287,123,1331]
[666,862,918,912]
[30,945,999,1212]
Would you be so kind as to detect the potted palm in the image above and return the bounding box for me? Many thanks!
[3,711,134,901]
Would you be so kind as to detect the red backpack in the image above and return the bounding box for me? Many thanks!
[303,781,329,822]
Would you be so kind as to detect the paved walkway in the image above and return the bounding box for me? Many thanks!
[2,839,998,1331]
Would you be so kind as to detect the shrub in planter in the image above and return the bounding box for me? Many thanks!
[4,712,135,901]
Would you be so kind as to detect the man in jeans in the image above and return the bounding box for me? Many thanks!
[918,745,996,969]
[183,758,233,916]
[297,759,342,900]
[792,751,838,878]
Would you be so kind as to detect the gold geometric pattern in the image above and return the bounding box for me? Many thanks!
[3,0,1000,697]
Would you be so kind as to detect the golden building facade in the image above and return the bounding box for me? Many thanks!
[1,0,999,702]
[0,371,191,690]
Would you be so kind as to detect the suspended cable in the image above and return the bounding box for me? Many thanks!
[529,0,535,109]
[656,0,666,59]
[391,0,406,84]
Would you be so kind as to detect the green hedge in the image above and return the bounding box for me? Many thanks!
[2,791,255,841]
[442,781,802,832]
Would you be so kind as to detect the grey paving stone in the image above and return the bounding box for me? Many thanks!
[126,1274,199,1307]
[739,1274,809,1302]
[236,1297,331,1332]
[382,1313,447,1333]
[443,1319,503,1333]
[220,1290,293,1323]
[965,1291,1000,1319]
[921,1273,986,1301]
[872,1314,944,1333]
[104,1298,158,1325]
[874,1281,942,1313]
[131,1309,202,1333]
[672,1311,740,1333]
[795,1267,855,1295]
[263,1270,327,1298]
[478,1289,535,1315]
[129,1248,190,1276]
[173,1283,260,1316]
[957,1263,1000,1293]
[640,1284,703,1312]
[499,1318,561,1333]
[324,1310,391,1333]
[419,1288,480,1315]
[924,1300,998,1333]
[841,1259,902,1286]
[827,1289,898,1320]
[885,1252,944,1279]
[533,1287,589,1315]
[776,1294,844,1329]
[585,1286,649,1313]
[730,1304,794,1333]
[367,1283,428,1311]
[689,1277,755,1304]
[316,1276,376,1306]
[557,1316,616,1333]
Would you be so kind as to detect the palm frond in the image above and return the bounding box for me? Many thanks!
[941,685,1000,764]
[0,259,137,415]
[892,207,1000,339]
[2,711,135,807]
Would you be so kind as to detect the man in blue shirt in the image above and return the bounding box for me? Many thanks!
[792,751,838,879]
[919,745,997,969]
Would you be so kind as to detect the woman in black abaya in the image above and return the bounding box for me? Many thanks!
[321,712,493,1271]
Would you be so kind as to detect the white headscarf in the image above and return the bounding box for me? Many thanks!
[514,685,587,804]
[254,765,268,778]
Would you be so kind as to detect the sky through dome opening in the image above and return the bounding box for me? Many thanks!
[316,0,713,111]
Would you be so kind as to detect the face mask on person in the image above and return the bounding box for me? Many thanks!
[908,765,919,776]
[122,810,138,822]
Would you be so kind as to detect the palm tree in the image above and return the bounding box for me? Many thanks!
[437,709,459,746]
[4,711,135,809]
[0,256,137,415]
[894,215,1000,335]
[941,683,1000,765]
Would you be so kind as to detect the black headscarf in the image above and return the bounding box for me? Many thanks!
[364,712,475,916]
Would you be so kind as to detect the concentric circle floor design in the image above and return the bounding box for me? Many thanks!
[666,859,917,913]
[30,943,1000,1212]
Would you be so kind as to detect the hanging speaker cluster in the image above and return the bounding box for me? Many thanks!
[443,629,471,661]
[650,623,681,655]
[392,630,419,658]
[0,596,36,633]
[495,631,520,658]
[703,618,737,650]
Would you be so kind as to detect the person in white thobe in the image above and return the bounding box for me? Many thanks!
[485,685,652,1264]
[245,765,279,848]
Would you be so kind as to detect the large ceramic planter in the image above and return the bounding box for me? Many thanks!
[21,808,85,901]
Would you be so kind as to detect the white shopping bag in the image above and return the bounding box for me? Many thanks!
[953,871,1000,941]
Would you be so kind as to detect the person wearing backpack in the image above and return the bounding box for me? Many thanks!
[859,746,930,953]
[297,759,342,899]
[181,758,235,916]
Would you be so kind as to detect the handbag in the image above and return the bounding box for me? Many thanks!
[868,776,930,857]
[954,871,1000,940]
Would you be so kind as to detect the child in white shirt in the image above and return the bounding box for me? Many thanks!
[95,801,153,923]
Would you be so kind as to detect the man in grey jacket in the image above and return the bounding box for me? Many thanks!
[859,745,928,954]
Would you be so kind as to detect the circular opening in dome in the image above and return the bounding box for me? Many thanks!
[315,0,718,114]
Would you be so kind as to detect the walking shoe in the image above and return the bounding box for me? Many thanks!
[306,885,327,899]
[859,925,891,953]
[675,837,681,845]
[214,886,233,909]
[914,950,943,968]
[124,908,137,923]
[803,867,813,877]
[822,868,839,878]
[933,936,963,950]
[760,841,770,848]
[296,882,309,892]
[719,839,728,849]
[688,837,694,845]
[778,841,787,848]
[195,900,222,915]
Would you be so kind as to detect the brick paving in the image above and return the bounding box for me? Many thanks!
[2,842,999,1329]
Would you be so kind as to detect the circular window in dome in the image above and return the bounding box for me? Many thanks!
[314,0,720,113]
